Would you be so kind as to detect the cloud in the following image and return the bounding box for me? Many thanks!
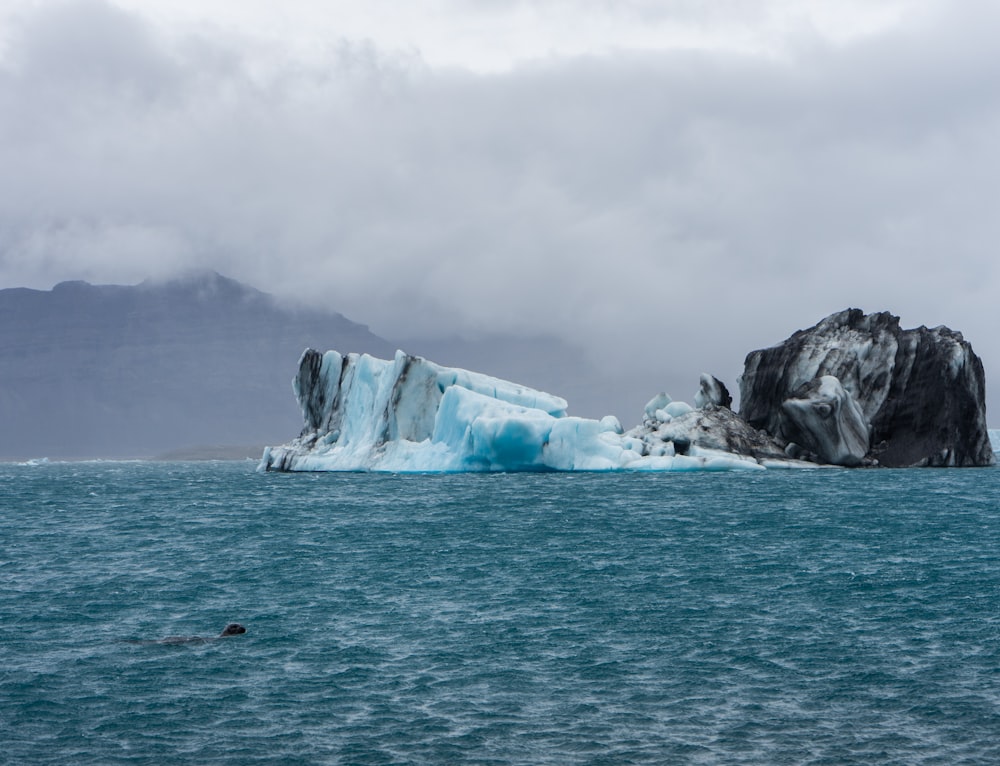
[2,0,999,414]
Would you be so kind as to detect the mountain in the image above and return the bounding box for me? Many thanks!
[0,272,607,459]
[0,272,397,458]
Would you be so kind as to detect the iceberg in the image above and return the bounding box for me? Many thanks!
[259,350,766,473]
[260,309,994,473]
[740,309,994,467]
[780,375,870,467]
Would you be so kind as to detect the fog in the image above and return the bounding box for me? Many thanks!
[1,0,998,420]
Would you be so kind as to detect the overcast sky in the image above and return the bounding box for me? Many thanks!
[1,0,998,417]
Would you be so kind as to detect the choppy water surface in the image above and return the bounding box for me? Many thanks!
[2,461,1000,764]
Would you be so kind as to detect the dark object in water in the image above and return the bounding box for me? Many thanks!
[218,623,247,637]
[127,623,247,646]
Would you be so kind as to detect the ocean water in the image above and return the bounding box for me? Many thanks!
[2,461,1000,765]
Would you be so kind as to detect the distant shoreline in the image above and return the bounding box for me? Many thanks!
[0,446,265,463]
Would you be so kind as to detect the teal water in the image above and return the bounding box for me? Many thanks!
[2,461,1000,764]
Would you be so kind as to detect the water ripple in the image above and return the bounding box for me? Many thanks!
[2,463,999,763]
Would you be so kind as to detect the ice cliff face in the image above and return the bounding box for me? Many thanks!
[780,375,870,466]
[739,309,994,467]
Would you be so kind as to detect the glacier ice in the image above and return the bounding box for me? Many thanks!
[262,309,993,473]
[694,374,733,410]
[780,375,870,466]
[259,350,769,473]
[740,309,993,467]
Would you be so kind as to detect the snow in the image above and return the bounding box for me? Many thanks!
[260,350,769,473]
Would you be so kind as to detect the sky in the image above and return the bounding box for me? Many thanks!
[1,0,998,419]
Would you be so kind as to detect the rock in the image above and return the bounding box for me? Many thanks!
[739,309,994,467]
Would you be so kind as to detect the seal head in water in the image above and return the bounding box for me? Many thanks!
[220,623,246,636]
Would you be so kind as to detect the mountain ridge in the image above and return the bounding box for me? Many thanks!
[0,272,395,458]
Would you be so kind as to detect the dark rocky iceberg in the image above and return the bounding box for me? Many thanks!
[737,309,993,467]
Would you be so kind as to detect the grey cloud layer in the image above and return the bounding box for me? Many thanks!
[2,0,998,413]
